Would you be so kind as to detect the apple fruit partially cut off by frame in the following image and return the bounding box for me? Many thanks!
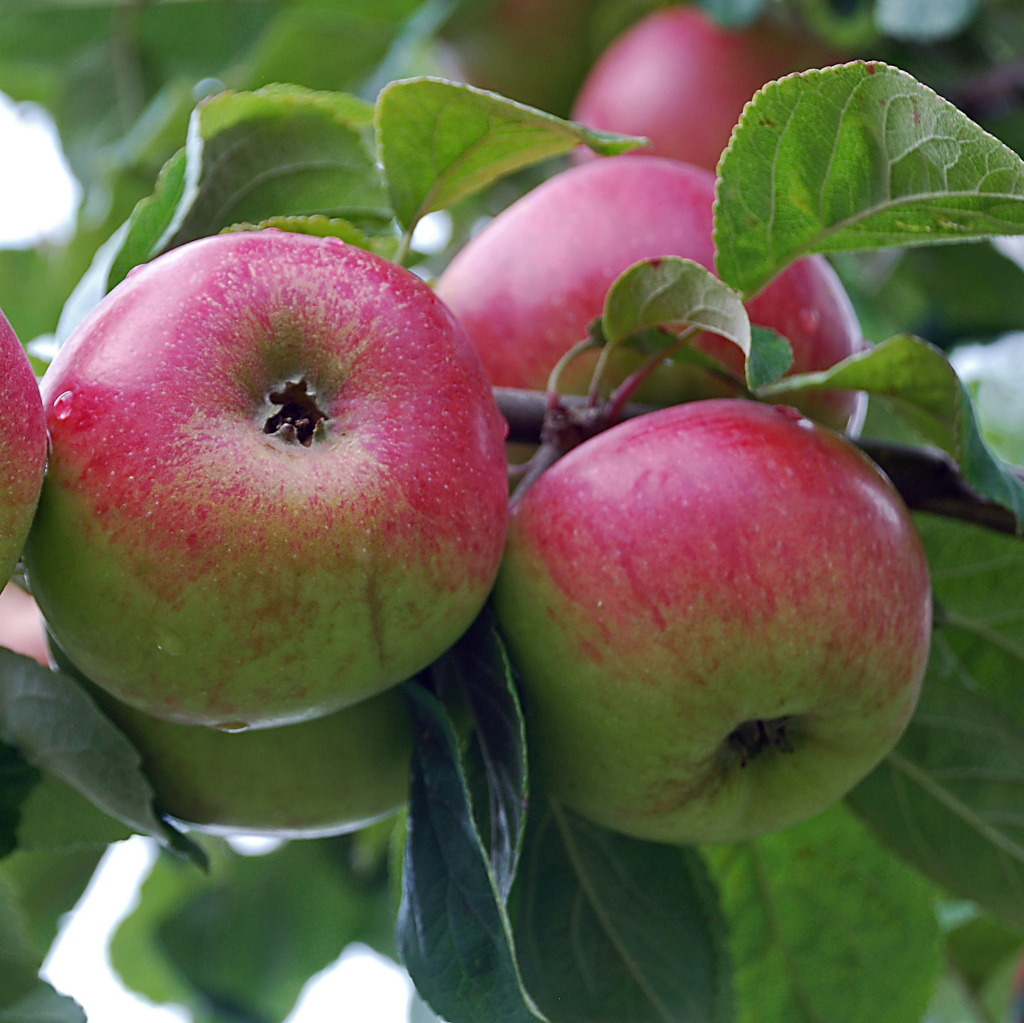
[49,636,413,838]
[572,6,836,172]
[436,156,866,434]
[25,230,509,730]
[495,399,932,844]
[0,308,47,584]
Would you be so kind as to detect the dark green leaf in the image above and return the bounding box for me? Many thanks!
[376,77,645,233]
[397,682,544,1023]
[745,327,794,390]
[848,513,1024,929]
[511,793,733,1023]
[0,649,164,843]
[601,258,750,354]
[696,0,769,28]
[759,335,1024,524]
[0,745,40,860]
[706,803,943,1023]
[715,62,1024,297]
[14,773,131,853]
[874,0,978,42]
[0,983,85,1023]
[429,608,528,902]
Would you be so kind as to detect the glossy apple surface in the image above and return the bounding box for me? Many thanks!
[436,156,865,432]
[495,399,931,844]
[26,230,509,729]
[0,309,46,583]
[573,6,834,171]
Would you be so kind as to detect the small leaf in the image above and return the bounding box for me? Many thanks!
[715,62,1024,297]
[602,258,751,357]
[848,513,1024,929]
[874,0,979,42]
[759,335,1024,525]
[221,214,399,259]
[429,607,528,902]
[397,682,544,1023]
[0,650,165,844]
[377,77,645,233]
[707,803,943,1023]
[511,792,734,1023]
[745,327,794,390]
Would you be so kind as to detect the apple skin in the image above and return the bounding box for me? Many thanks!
[0,308,47,584]
[572,6,835,172]
[494,399,932,844]
[49,640,414,838]
[25,230,509,729]
[436,156,866,433]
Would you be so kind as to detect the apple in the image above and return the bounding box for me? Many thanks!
[25,230,509,730]
[0,308,47,585]
[436,156,866,433]
[441,0,602,118]
[572,6,835,172]
[494,399,932,844]
[0,582,49,665]
[49,637,413,838]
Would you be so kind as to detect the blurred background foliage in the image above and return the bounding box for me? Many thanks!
[6,1,1024,1021]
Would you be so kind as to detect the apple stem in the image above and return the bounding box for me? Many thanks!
[606,326,699,423]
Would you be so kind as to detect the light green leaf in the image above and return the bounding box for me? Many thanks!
[745,327,794,390]
[706,803,943,1023]
[220,214,399,261]
[848,513,1024,929]
[0,982,84,1023]
[759,335,1024,525]
[602,257,751,351]
[376,77,645,233]
[715,62,1024,297]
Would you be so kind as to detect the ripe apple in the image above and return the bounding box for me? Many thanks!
[494,399,932,844]
[49,637,413,838]
[572,6,835,172]
[0,308,47,584]
[25,230,509,730]
[0,582,49,665]
[436,156,866,433]
[441,0,602,117]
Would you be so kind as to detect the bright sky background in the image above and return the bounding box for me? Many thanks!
[0,92,416,1023]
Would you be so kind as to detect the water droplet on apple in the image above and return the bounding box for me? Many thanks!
[53,391,74,420]
[213,720,251,733]
[154,629,183,656]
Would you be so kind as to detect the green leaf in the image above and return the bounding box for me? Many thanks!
[429,608,528,902]
[602,257,751,351]
[759,335,1024,524]
[15,774,131,853]
[715,62,1024,297]
[104,83,388,295]
[745,327,794,390]
[396,682,544,1023]
[0,982,84,1023]
[848,513,1024,930]
[0,650,165,844]
[511,793,733,1023]
[874,0,979,42]
[376,77,645,233]
[220,214,399,260]
[697,0,769,28]
[706,803,943,1023]
[158,837,397,1023]
[0,745,40,861]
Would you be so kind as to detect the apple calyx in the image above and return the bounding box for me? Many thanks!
[725,716,796,769]
[263,378,329,447]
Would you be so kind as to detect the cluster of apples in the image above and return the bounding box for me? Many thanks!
[0,6,934,847]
